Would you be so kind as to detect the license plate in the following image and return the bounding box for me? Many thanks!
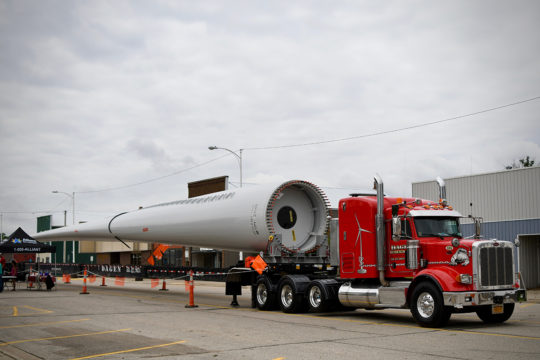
[492,304,504,314]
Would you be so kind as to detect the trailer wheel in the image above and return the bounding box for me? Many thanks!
[306,281,331,313]
[255,276,275,310]
[410,282,451,327]
[476,303,514,323]
[278,277,307,313]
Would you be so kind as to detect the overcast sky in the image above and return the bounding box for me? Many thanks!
[1,0,539,236]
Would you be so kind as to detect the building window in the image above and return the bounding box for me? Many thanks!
[131,253,141,265]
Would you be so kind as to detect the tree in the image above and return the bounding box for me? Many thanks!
[519,156,535,167]
[506,156,536,169]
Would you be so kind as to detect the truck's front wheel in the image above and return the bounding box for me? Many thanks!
[410,282,451,327]
[476,303,514,323]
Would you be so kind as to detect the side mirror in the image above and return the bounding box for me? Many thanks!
[474,217,482,239]
[392,217,402,241]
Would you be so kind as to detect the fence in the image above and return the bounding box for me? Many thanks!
[24,263,231,282]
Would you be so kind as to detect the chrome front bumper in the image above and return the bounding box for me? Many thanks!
[443,289,527,309]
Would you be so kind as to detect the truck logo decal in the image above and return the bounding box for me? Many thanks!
[450,248,470,266]
[355,213,371,274]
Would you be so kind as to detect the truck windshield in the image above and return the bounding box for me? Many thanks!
[414,217,461,238]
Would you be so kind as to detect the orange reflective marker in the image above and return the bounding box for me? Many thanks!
[250,255,268,275]
[244,256,256,268]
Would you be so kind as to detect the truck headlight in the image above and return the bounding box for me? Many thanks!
[457,274,472,284]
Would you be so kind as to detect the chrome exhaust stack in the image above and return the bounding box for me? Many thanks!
[374,174,389,287]
[436,176,447,204]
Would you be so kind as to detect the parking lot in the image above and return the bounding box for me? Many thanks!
[1,278,539,360]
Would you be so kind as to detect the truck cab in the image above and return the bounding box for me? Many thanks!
[337,178,526,327]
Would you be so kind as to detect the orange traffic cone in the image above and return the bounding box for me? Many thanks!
[80,268,89,295]
[159,279,169,291]
[185,271,198,308]
[100,276,107,287]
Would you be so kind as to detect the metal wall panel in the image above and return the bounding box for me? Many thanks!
[460,219,540,288]
[518,235,540,289]
[412,167,540,223]
[461,219,540,241]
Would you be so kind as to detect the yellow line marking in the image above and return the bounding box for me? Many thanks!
[520,303,536,308]
[22,305,54,314]
[12,307,18,317]
[69,340,186,360]
[0,318,90,330]
[273,358,286,360]
[0,328,131,347]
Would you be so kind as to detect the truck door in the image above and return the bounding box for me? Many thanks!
[387,218,414,276]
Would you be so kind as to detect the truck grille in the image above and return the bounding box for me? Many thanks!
[479,246,514,288]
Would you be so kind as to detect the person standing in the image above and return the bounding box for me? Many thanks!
[0,258,3,293]
[10,260,17,291]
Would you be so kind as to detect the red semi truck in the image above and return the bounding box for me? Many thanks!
[228,175,527,327]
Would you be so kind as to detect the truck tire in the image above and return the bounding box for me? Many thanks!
[476,303,514,323]
[278,277,308,313]
[306,281,331,313]
[255,276,276,311]
[410,282,451,327]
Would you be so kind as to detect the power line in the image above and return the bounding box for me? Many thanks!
[244,96,540,150]
[55,95,540,195]
[77,153,231,194]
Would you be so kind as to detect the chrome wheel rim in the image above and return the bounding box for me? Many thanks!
[257,283,268,305]
[309,286,322,308]
[281,284,294,308]
[417,291,435,318]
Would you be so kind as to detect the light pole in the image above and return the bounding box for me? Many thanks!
[52,191,75,225]
[208,146,243,187]
[208,146,244,262]
[52,190,76,263]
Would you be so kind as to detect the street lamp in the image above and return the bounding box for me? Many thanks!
[208,146,244,262]
[52,190,75,264]
[52,191,75,224]
[208,146,243,187]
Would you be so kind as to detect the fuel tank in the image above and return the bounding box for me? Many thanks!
[33,180,330,253]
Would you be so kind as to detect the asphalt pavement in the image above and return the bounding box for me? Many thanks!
[1,277,539,360]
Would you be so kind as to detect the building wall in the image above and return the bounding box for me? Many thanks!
[412,167,540,224]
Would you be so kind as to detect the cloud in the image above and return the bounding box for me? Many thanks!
[1,0,539,234]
